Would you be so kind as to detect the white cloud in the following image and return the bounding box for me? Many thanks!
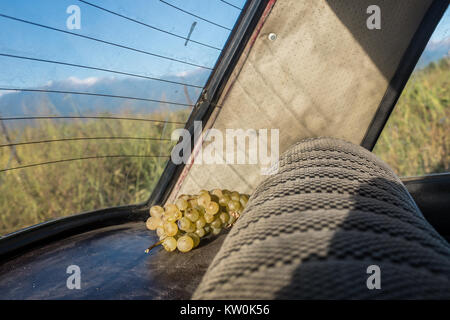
[175,71,190,77]
[174,68,203,78]
[67,76,100,86]
[0,90,12,97]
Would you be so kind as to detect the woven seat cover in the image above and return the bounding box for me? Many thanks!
[193,138,450,299]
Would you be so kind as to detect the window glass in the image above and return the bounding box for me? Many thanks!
[0,0,247,235]
[374,8,449,177]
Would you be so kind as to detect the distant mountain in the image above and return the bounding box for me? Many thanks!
[0,69,209,120]
[416,36,450,69]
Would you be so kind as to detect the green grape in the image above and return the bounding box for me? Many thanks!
[196,216,206,229]
[195,205,206,215]
[163,211,177,223]
[175,198,188,211]
[165,203,178,214]
[162,237,177,252]
[178,194,190,200]
[228,200,241,211]
[164,221,178,237]
[188,198,198,208]
[205,201,219,215]
[188,233,200,248]
[209,194,220,203]
[198,192,211,207]
[146,217,161,230]
[167,204,182,220]
[156,226,166,239]
[204,213,215,223]
[211,217,222,229]
[185,208,200,222]
[177,235,194,253]
[150,205,164,219]
[211,227,222,236]
[195,227,206,238]
[231,191,240,201]
[146,189,250,254]
[178,217,193,232]
[240,194,249,207]
[186,223,196,233]
[219,212,230,224]
[219,194,231,206]
[211,189,223,198]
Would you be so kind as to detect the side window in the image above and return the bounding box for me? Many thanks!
[374,8,449,177]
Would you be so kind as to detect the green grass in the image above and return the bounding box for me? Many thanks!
[374,57,449,177]
[0,109,189,235]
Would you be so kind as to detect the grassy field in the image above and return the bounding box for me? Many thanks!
[0,109,188,235]
[374,57,449,177]
[0,58,448,236]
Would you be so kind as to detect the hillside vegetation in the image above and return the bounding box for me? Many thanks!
[374,57,449,176]
[0,110,188,235]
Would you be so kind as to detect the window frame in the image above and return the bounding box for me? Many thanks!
[361,0,448,151]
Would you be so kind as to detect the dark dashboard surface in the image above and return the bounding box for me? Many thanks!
[0,221,226,299]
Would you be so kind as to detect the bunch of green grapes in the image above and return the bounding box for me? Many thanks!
[145,189,249,253]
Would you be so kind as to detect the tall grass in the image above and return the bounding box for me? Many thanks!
[374,57,449,177]
[0,109,189,235]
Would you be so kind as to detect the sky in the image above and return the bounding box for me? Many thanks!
[430,7,450,43]
[0,0,246,89]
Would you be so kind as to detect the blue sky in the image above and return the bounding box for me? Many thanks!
[430,7,449,43]
[0,0,246,88]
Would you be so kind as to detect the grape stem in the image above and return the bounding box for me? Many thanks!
[226,211,241,228]
[144,240,163,253]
